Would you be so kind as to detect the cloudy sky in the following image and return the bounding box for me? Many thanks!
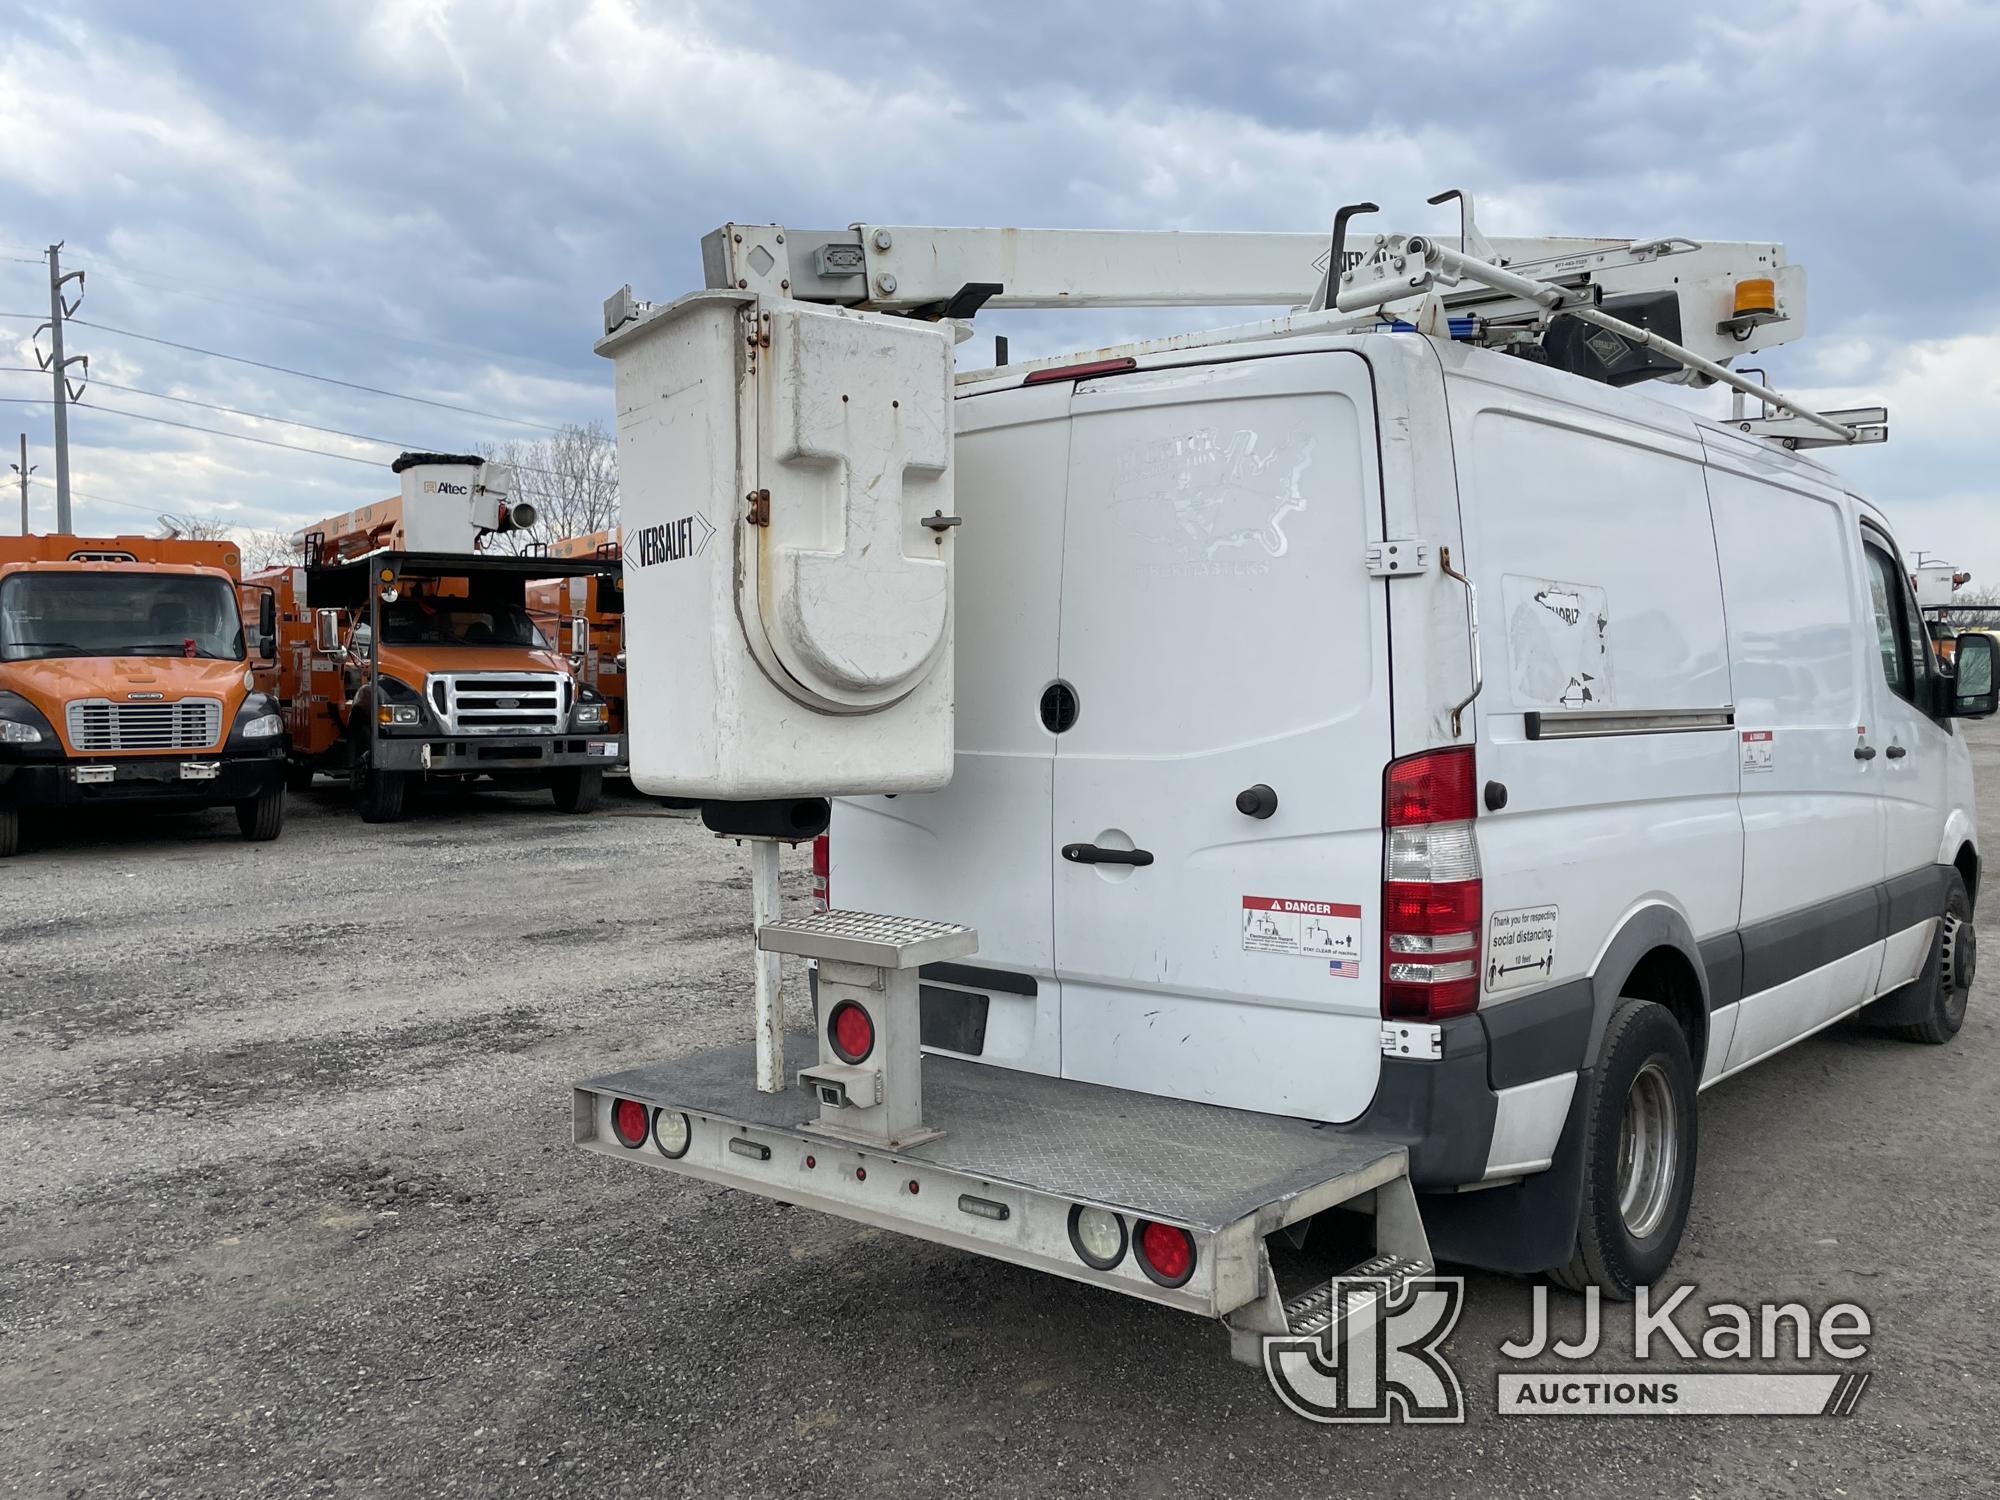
[2,1,1997,573]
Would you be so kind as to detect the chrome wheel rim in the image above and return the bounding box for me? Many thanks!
[1617,1061,1678,1240]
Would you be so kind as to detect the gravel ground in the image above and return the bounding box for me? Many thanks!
[4,739,1999,1499]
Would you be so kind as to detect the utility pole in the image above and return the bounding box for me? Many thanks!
[35,243,87,534]
[9,434,33,534]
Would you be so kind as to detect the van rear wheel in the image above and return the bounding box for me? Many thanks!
[1552,998,1698,1300]
[235,785,285,842]
[551,767,602,814]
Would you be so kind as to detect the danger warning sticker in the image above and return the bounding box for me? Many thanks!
[1741,729,1774,774]
[1243,896,1362,973]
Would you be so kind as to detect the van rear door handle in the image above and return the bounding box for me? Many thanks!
[1885,744,1907,759]
[1062,843,1155,867]
[1854,745,1877,761]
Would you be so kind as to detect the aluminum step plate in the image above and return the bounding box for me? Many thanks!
[756,909,978,968]
[1281,1253,1434,1339]
[581,1034,1406,1232]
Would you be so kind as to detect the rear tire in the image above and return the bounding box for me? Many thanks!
[1552,998,1698,1300]
[1883,871,1973,1044]
[0,805,18,858]
[551,767,602,815]
[235,785,285,842]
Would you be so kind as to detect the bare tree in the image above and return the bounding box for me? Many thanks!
[157,512,234,541]
[488,420,619,552]
[1941,583,2000,630]
[238,528,298,571]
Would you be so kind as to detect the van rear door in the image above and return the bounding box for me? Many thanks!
[1049,351,1390,1122]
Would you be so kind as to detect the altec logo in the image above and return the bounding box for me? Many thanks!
[421,480,470,496]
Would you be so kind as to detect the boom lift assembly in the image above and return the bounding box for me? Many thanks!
[580,194,1890,1363]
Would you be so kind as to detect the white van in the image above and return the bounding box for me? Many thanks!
[582,219,1996,1353]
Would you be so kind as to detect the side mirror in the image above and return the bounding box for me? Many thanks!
[313,608,344,656]
[569,615,589,655]
[258,590,278,661]
[1950,632,1997,718]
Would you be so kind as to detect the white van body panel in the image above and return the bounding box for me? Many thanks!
[833,329,1978,1180]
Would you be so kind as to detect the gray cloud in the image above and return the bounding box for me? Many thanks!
[0,0,1994,575]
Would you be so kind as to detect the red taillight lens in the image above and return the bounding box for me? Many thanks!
[1134,1221,1196,1288]
[610,1097,649,1149]
[811,834,830,913]
[1384,746,1477,827]
[1382,748,1483,1022]
[827,1000,875,1064]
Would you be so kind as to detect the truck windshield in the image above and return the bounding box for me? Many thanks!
[379,597,548,649]
[0,572,246,662]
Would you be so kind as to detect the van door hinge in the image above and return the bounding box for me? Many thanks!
[1381,1021,1444,1060]
[1365,539,1431,577]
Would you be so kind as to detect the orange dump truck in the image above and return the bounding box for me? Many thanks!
[527,530,626,746]
[251,453,626,823]
[0,533,286,857]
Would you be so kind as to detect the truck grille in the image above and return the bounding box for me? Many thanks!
[427,672,570,734]
[65,697,223,752]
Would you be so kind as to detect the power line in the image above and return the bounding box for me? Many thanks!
[0,375,580,482]
[68,318,562,432]
[39,371,422,451]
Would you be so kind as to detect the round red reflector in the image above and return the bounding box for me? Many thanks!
[854,1166,867,1182]
[1135,1221,1196,1288]
[610,1097,648,1149]
[828,1001,875,1063]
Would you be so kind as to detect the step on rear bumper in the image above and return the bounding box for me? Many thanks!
[576,1035,1428,1339]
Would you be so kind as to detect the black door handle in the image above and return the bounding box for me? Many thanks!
[1854,745,1877,761]
[1062,843,1155,867]
[1885,744,1907,760]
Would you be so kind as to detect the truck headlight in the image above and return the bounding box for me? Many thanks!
[0,719,43,745]
[571,694,608,729]
[240,713,285,739]
[377,704,421,727]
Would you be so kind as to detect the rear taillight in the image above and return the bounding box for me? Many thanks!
[610,1097,649,1149]
[1134,1221,1196,1288]
[811,834,830,912]
[1381,747,1482,1021]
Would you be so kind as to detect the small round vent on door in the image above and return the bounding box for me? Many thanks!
[1039,680,1079,735]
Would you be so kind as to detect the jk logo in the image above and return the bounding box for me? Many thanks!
[1263,1273,1466,1424]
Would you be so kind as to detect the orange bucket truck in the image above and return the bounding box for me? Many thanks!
[252,453,626,823]
[527,530,626,744]
[0,533,286,857]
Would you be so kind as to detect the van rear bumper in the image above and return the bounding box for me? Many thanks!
[0,747,285,809]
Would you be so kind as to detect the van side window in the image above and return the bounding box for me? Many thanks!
[1863,544,1907,699]
[1863,538,1932,711]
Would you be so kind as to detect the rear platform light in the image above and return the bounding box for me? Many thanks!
[1382,747,1483,1022]
[1134,1221,1196,1288]
[827,1000,875,1064]
[610,1097,649,1149]
[1067,1205,1128,1270]
[653,1109,691,1159]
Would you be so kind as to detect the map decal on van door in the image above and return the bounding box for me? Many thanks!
[1502,575,1612,708]
[1243,896,1362,973]
[1486,904,1559,992]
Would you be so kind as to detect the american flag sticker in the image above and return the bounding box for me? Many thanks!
[1328,959,1360,980]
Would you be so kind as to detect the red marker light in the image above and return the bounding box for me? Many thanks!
[1135,1221,1196,1287]
[610,1097,648,1149]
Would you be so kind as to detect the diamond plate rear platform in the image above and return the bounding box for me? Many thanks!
[580,1033,1404,1232]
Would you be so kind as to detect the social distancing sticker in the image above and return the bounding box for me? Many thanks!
[1486,904,1558,992]
[1243,896,1362,977]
